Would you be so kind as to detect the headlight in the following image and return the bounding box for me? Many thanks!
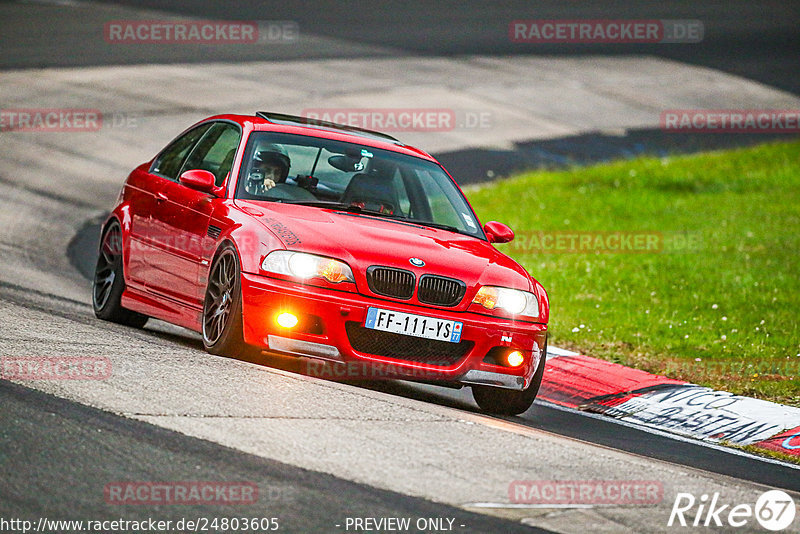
[261,251,355,284]
[472,286,538,317]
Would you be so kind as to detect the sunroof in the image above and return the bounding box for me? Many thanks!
[255,111,402,145]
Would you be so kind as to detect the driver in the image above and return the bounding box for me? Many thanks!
[245,144,291,196]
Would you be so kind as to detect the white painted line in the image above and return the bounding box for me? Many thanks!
[547,346,580,357]
[465,503,615,509]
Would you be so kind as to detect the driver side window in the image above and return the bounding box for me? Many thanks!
[151,123,212,180]
[179,123,242,187]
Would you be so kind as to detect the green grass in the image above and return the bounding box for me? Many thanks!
[466,140,800,406]
[735,443,800,465]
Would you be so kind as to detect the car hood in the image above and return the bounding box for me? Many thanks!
[239,200,536,296]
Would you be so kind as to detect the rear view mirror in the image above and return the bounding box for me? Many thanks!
[179,169,220,196]
[328,155,364,173]
[484,221,515,243]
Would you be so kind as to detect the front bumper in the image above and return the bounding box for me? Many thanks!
[240,273,547,390]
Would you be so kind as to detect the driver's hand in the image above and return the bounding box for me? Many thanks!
[263,178,276,190]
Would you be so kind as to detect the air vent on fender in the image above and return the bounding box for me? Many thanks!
[207,225,222,239]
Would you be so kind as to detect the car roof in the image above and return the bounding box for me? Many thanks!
[256,111,401,144]
[203,112,436,161]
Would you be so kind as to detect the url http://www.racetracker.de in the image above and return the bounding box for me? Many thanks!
[0,516,281,533]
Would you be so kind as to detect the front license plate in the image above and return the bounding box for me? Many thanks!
[364,307,463,343]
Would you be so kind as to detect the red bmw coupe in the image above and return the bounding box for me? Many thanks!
[93,112,549,414]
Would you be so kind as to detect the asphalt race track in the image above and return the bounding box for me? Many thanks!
[1,1,799,532]
[8,1,800,96]
[0,380,542,533]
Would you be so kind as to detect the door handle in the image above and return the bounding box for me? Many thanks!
[155,192,168,203]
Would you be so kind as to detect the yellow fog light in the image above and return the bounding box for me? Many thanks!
[276,312,299,329]
[506,350,525,367]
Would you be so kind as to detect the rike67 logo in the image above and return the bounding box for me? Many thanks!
[668,490,796,531]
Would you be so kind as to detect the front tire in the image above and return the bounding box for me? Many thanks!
[472,345,547,415]
[202,243,261,359]
[92,221,148,328]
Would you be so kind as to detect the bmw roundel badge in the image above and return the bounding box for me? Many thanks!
[409,257,425,267]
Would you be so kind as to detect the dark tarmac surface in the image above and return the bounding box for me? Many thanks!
[3,1,800,531]
[0,379,549,533]
[6,1,799,96]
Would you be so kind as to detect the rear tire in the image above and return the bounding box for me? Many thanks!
[472,345,547,415]
[202,243,261,360]
[92,222,148,328]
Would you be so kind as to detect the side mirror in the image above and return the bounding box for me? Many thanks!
[484,221,515,244]
[179,169,220,196]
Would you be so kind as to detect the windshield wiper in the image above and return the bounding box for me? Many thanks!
[282,200,397,218]
[279,200,344,208]
[281,200,392,216]
[401,219,465,234]
[339,204,398,218]
[279,199,402,220]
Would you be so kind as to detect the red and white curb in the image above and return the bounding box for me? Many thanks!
[541,347,800,458]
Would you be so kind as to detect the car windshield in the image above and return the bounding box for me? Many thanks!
[235,132,485,239]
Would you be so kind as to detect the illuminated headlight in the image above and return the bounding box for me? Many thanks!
[261,251,355,284]
[472,286,539,317]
